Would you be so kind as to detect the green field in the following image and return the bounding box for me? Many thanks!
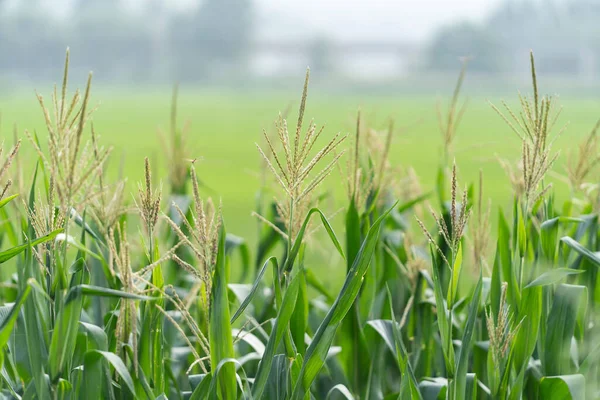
[3,62,600,399]
[2,87,600,291]
[3,89,599,242]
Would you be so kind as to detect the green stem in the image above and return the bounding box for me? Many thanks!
[447,248,456,375]
[284,197,295,283]
[520,198,530,291]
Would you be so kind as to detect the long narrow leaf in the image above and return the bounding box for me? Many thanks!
[291,204,394,399]
[0,228,64,264]
[209,221,236,400]
[230,256,276,324]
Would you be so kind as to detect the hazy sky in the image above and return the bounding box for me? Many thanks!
[34,0,505,43]
[257,0,504,42]
[166,0,504,42]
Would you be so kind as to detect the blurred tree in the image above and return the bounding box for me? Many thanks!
[427,22,504,73]
[0,0,256,83]
[308,36,335,75]
[196,0,253,62]
[173,0,254,81]
[0,2,68,81]
[427,0,600,76]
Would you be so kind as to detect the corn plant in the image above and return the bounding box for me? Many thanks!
[0,49,598,400]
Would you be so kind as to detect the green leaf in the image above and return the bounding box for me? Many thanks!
[291,204,395,399]
[283,207,345,273]
[232,328,265,356]
[447,243,463,307]
[341,199,372,393]
[345,197,361,273]
[366,320,397,356]
[56,379,72,400]
[326,384,355,399]
[0,193,18,210]
[544,284,587,375]
[490,237,503,325]
[541,217,559,262]
[207,358,251,398]
[20,160,51,400]
[465,374,478,400]
[431,246,455,375]
[80,322,108,351]
[397,192,431,214]
[83,350,136,397]
[517,203,526,257]
[579,341,600,376]
[209,220,236,400]
[419,379,447,400]
[0,228,63,264]
[525,268,585,288]
[0,283,31,350]
[70,207,103,243]
[49,230,88,381]
[49,277,83,379]
[64,284,155,304]
[498,208,520,309]
[290,266,308,355]
[387,287,422,400]
[540,218,581,262]
[54,233,103,260]
[513,286,542,373]
[251,271,301,399]
[436,165,447,206]
[540,375,586,400]
[367,317,423,399]
[265,354,291,399]
[189,374,212,400]
[452,272,483,400]
[230,256,276,324]
[561,236,600,267]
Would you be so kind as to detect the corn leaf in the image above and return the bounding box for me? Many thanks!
[291,204,394,399]
[561,236,600,267]
[209,221,236,400]
[83,350,136,398]
[0,228,64,264]
[251,270,301,399]
[283,207,345,273]
[0,194,18,210]
[230,256,276,324]
[526,268,585,288]
[539,375,586,400]
[544,284,587,375]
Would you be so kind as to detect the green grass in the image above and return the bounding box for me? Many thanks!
[2,89,598,291]
[2,89,599,239]
[3,89,599,293]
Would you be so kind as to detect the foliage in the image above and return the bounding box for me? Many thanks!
[427,1,600,75]
[0,0,254,83]
[0,49,599,400]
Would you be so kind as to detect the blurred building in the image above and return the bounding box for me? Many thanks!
[251,39,420,82]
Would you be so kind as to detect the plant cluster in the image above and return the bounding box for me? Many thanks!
[0,50,598,400]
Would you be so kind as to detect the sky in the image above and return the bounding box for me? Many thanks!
[24,0,505,43]
[139,0,504,42]
[256,0,504,42]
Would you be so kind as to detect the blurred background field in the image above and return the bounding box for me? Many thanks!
[2,90,599,243]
